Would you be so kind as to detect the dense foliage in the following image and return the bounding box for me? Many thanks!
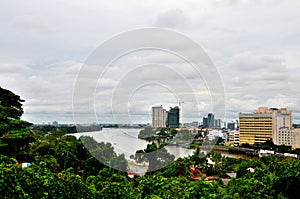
[1,87,300,198]
[130,142,175,173]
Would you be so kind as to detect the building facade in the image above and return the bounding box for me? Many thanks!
[203,117,209,128]
[208,113,214,127]
[293,128,300,149]
[167,106,180,128]
[234,131,240,146]
[152,105,167,128]
[214,119,221,128]
[272,108,292,145]
[239,107,293,145]
[239,112,273,144]
[277,127,294,146]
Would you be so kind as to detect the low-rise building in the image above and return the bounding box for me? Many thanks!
[234,131,240,146]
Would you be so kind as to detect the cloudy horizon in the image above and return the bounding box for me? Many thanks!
[1,0,300,124]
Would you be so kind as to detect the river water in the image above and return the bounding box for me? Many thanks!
[73,128,251,160]
[74,128,194,160]
[73,128,254,174]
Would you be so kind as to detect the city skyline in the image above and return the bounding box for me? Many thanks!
[1,1,300,124]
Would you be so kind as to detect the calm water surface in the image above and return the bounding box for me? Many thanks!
[73,128,252,160]
[73,128,194,159]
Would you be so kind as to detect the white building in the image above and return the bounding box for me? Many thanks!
[207,129,223,141]
[152,105,167,128]
[234,131,240,146]
[276,127,294,146]
[272,108,292,145]
[226,130,237,146]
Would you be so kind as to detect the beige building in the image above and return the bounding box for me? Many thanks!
[239,112,273,145]
[292,128,300,149]
[272,108,292,144]
[239,107,292,145]
[152,105,167,128]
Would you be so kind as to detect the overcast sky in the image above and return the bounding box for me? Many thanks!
[1,0,300,124]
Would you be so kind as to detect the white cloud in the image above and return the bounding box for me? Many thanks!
[12,14,59,34]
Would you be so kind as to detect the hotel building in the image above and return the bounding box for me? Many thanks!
[239,107,292,145]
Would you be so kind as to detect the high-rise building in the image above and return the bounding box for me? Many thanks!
[152,105,167,128]
[239,112,273,145]
[208,113,214,127]
[202,116,209,128]
[239,107,293,145]
[202,113,222,128]
[167,106,180,128]
[214,119,221,128]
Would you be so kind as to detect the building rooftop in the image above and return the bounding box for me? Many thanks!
[239,112,272,117]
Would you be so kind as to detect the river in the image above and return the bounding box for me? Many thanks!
[73,128,252,160]
[73,128,255,174]
[74,128,194,160]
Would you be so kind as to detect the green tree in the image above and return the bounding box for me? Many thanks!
[0,87,34,161]
[80,136,128,171]
[138,127,156,139]
[0,87,24,124]
[273,158,300,199]
[131,142,175,173]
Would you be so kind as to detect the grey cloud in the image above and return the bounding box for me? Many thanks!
[224,52,290,92]
[155,9,189,29]
[222,51,300,122]
[229,52,285,72]
[0,62,32,74]
[12,14,60,35]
